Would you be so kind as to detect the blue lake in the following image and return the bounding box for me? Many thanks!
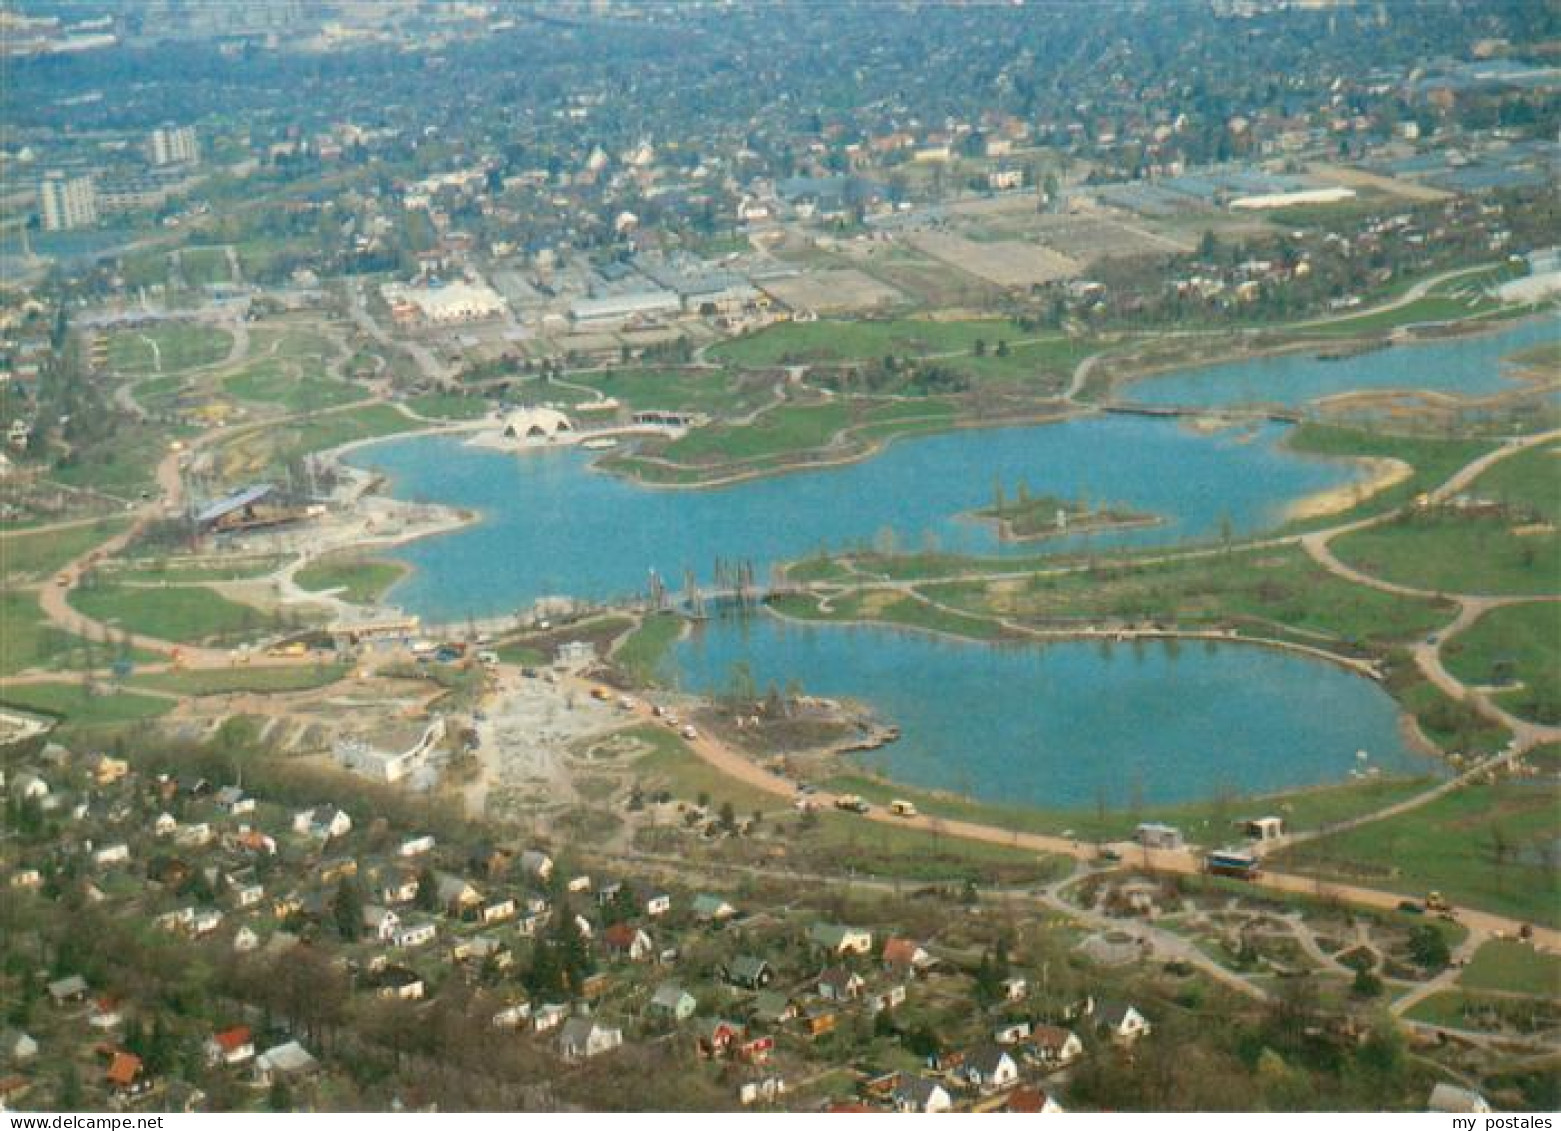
[1127,315,1556,408]
[353,415,1356,621]
[666,614,1430,809]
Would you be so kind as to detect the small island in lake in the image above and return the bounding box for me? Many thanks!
[967,485,1165,543]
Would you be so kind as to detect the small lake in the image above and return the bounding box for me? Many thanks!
[667,614,1431,809]
[353,414,1356,620]
[1127,315,1555,408]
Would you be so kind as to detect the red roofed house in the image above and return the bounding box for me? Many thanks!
[106,1051,149,1096]
[204,1025,256,1067]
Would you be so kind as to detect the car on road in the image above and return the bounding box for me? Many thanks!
[1397,900,1424,915]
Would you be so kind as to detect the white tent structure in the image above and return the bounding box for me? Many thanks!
[502,407,574,441]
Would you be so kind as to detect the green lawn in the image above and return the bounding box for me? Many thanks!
[108,555,289,583]
[1333,511,1560,598]
[1297,295,1507,339]
[1283,425,1495,527]
[406,393,495,420]
[574,367,769,415]
[1471,441,1561,521]
[1443,601,1559,725]
[104,323,232,374]
[1458,939,1561,997]
[709,317,1036,368]
[295,553,408,604]
[179,247,232,286]
[0,519,128,581]
[224,359,367,412]
[0,591,87,677]
[613,613,687,685]
[1404,989,1559,1034]
[270,404,419,460]
[70,583,272,645]
[131,663,349,697]
[1274,779,1560,926]
[0,681,174,725]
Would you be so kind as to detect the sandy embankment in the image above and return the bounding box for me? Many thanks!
[1286,456,1414,522]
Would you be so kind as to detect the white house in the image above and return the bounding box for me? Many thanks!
[893,1075,953,1114]
[363,906,401,943]
[93,843,130,867]
[558,1018,622,1060]
[1097,1001,1151,1044]
[492,1002,532,1030]
[204,1026,255,1067]
[809,923,873,956]
[391,921,437,948]
[1029,1024,1084,1067]
[532,1003,569,1033]
[293,806,352,840]
[398,835,436,858]
[965,1045,1021,1093]
[254,1041,319,1086]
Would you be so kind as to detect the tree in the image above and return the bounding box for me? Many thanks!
[1407,924,1450,971]
[333,876,364,942]
[414,866,440,913]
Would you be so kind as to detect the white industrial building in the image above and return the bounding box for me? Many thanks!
[568,289,682,327]
[383,279,508,324]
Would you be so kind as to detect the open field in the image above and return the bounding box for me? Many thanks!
[130,663,350,697]
[1333,511,1560,598]
[295,552,408,605]
[405,392,495,420]
[179,247,232,287]
[1297,296,1511,338]
[613,613,687,684]
[0,591,85,677]
[70,582,272,645]
[1275,779,1560,927]
[574,367,774,416]
[906,230,1080,289]
[224,358,368,412]
[0,519,130,581]
[1459,939,1561,997]
[103,322,232,374]
[711,316,1036,368]
[757,269,908,314]
[107,555,290,582]
[1443,601,1560,725]
[0,681,174,726]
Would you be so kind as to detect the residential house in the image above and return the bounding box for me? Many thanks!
[391,921,437,949]
[1097,1001,1151,1044]
[93,843,130,868]
[293,806,352,840]
[695,1017,743,1058]
[480,897,516,924]
[232,927,260,953]
[1029,1025,1083,1068]
[882,937,935,976]
[363,906,401,943]
[452,935,512,971]
[802,1006,838,1039]
[723,956,773,990]
[106,1051,149,1097]
[602,924,654,962]
[519,850,554,882]
[964,1044,1021,1094]
[634,882,671,917]
[373,965,425,1001]
[89,997,123,1030]
[85,754,128,785]
[1005,1085,1065,1113]
[691,894,737,922]
[398,835,436,858]
[817,967,865,1002]
[376,867,420,906]
[491,1002,532,1030]
[809,923,872,956]
[153,812,178,838]
[0,1029,37,1063]
[893,1075,954,1114]
[739,1076,787,1106]
[557,1018,622,1060]
[1000,975,1028,1003]
[253,1041,319,1086]
[751,991,799,1027]
[204,1026,255,1068]
[435,873,482,917]
[1429,1084,1491,1114]
[869,984,907,1013]
[213,786,254,816]
[468,842,512,879]
[993,1020,1031,1045]
[648,983,697,1022]
[532,1003,569,1033]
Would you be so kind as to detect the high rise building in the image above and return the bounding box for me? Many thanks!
[38,173,98,230]
[149,125,199,166]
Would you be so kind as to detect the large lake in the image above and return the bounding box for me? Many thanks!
[1128,316,1555,408]
[666,614,1428,809]
[353,415,1353,620]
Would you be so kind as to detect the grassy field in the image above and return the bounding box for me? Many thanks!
[709,317,1035,368]
[1458,939,1561,997]
[130,663,349,697]
[1333,511,1559,597]
[179,247,232,286]
[1296,295,1506,339]
[108,555,289,583]
[0,681,174,725]
[1282,425,1496,527]
[70,583,272,645]
[295,552,408,604]
[1275,779,1560,926]
[1404,989,1560,1034]
[1469,440,1561,520]
[49,420,193,496]
[911,544,1454,650]
[1443,601,1559,725]
[104,323,232,374]
[613,613,687,684]
[406,392,495,420]
[656,398,956,467]
[0,591,86,677]
[574,367,772,416]
[0,519,129,581]
[816,766,1431,845]
[224,359,367,412]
